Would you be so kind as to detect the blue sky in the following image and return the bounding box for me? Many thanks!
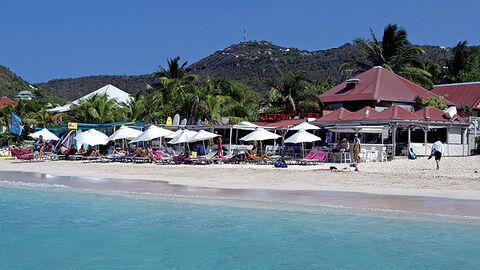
[1,0,479,83]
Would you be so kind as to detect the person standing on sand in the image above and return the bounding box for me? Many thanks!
[428,138,443,170]
[353,134,361,163]
[217,137,223,156]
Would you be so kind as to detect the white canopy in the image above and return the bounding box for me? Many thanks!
[284,129,322,144]
[169,130,198,144]
[187,130,220,143]
[47,84,132,113]
[130,125,173,143]
[75,129,108,146]
[232,121,260,130]
[28,128,60,141]
[240,127,281,141]
[108,125,142,141]
[290,121,320,131]
[164,129,183,139]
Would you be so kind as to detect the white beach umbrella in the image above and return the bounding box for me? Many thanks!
[284,129,321,156]
[108,125,143,141]
[169,130,198,144]
[187,130,219,143]
[164,129,183,139]
[239,127,281,142]
[28,128,60,141]
[75,129,108,146]
[130,125,173,143]
[240,127,281,153]
[289,121,320,131]
[284,129,322,143]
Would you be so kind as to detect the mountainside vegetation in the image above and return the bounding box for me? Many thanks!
[0,65,66,104]
[34,39,457,100]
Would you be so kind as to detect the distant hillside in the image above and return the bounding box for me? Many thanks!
[0,65,65,104]
[36,74,162,101]
[35,41,450,101]
[0,65,30,98]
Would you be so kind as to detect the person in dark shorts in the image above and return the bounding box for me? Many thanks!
[428,138,443,170]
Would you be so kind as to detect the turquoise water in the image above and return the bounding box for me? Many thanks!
[1,185,479,269]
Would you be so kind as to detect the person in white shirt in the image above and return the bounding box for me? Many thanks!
[428,138,443,170]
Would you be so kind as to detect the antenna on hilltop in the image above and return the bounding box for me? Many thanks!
[243,27,246,41]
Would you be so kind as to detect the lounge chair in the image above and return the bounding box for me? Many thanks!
[10,149,44,162]
[57,148,77,160]
[184,151,222,165]
[290,150,316,165]
[245,152,270,165]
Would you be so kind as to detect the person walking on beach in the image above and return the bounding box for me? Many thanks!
[428,138,443,170]
[353,134,361,163]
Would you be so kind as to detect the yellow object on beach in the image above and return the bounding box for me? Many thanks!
[191,151,197,158]
[166,117,172,125]
[0,151,12,157]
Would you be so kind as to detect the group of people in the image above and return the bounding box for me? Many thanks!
[332,135,362,163]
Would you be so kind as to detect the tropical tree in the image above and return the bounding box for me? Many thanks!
[0,104,15,128]
[444,41,480,83]
[265,68,309,112]
[153,56,197,82]
[32,109,53,128]
[121,91,146,122]
[341,24,433,88]
[140,92,164,123]
[70,94,120,124]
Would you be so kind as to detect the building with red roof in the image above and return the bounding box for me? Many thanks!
[315,108,352,122]
[319,66,454,111]
[367,105,423,121]
[431,82,480,116]
[342,107,378,121]
[0,97,17,108]
[415,107,465,123]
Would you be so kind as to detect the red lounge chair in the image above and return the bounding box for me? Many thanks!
[11,149,42,162]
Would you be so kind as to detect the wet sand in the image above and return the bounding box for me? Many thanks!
[1,170,480,220]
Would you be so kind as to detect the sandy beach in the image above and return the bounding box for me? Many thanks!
[1,156,480,200]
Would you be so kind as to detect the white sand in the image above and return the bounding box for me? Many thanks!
[1,156,480,200]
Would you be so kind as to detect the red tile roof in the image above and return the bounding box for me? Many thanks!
[414,107,465,123]
[315,108,352,122]
[320,67,454,105]
[368,105,423,121]
[431,82,480,108]
[251,119,307,128]
[342,106,378,121]
[0,97,16,107]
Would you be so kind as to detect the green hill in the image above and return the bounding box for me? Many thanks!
[33,41,450,100]
[0,65,66,104]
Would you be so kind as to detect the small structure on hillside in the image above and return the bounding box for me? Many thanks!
[14,90,33,101]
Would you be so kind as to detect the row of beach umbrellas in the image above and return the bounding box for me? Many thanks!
[28,120,321,150]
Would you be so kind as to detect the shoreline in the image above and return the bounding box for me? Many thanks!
[1,157,480,218]
[0,157,480,201]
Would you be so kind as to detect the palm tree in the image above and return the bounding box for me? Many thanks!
[265,68,309,112]
[121,91,146,122]
[341,24,433,88]
[153,56,197,82]
[140,92,163,123]
[0,104,15,128]
[70,94,120,124]
[444,41,480,83]
[32,109,53,128]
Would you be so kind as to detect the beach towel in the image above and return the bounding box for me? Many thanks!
[303,150,316,160]
[313,151,326,162]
